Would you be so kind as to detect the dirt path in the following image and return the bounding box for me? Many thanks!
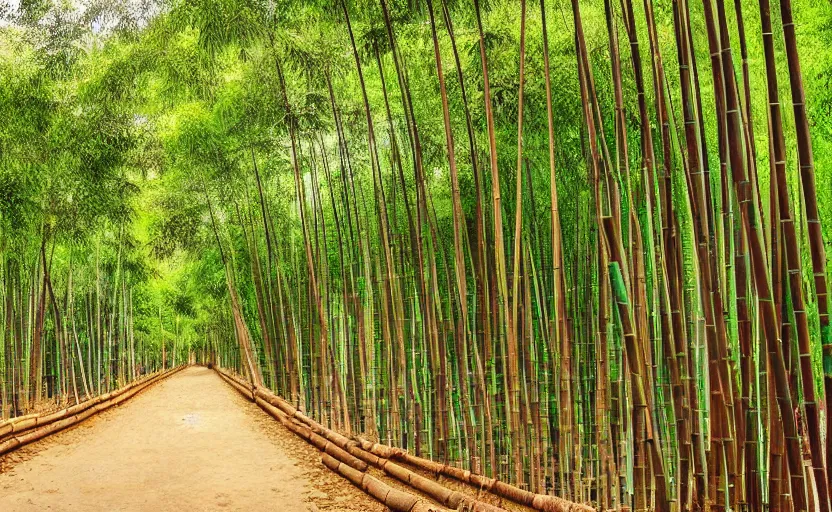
[0,366,384,512]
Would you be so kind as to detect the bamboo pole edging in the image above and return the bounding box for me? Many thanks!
[217,368,581,512]
[216,370,369,472]
[363,444,596,512]
[0,366,185,440]
[254,395,369,472]
[248,382,504,511]
[217,368,595,512]
[0,365,187,456]
[245,386,504,511]
[217,369,254,401]
[217,368,459,511]
[216,368,593,512]
[322,453,451,512]
[6,365,186,435]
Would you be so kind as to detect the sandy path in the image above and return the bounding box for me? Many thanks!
[0,366,384,512]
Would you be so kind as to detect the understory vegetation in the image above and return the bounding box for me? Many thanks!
[3,0,832,509]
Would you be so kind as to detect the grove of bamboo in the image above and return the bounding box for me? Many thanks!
[3,0,832,510]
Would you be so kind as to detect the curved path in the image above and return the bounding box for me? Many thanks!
[0,366,383,512]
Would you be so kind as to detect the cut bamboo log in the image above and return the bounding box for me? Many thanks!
[219,367,461,510]
[0,366,186,455]
[216,367,590,512]
[218,369,370,472]
[359,442,594,512]
[321,453,450,512]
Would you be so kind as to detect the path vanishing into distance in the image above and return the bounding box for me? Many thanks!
[0,367,382,512]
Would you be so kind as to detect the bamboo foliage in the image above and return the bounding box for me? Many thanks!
[197,0,832,508]
[4,0,832,511]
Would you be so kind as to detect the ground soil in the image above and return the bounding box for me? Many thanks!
[0,366,385,512]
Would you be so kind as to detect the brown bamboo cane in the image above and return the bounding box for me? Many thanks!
[321,454,450,512]
[700,0,809,505]
[776,2,832,490]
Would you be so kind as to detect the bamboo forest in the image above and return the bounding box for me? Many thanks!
[3,0,832,510]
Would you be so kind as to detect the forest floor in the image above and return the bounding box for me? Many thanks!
[0,366,384,512]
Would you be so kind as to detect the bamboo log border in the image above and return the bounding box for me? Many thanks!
[322,453,448,512]
[217,368,455,511]
[216,367,593,512]
[254,386,502,511]
[0,365,187,456]
[359,442,594,512]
